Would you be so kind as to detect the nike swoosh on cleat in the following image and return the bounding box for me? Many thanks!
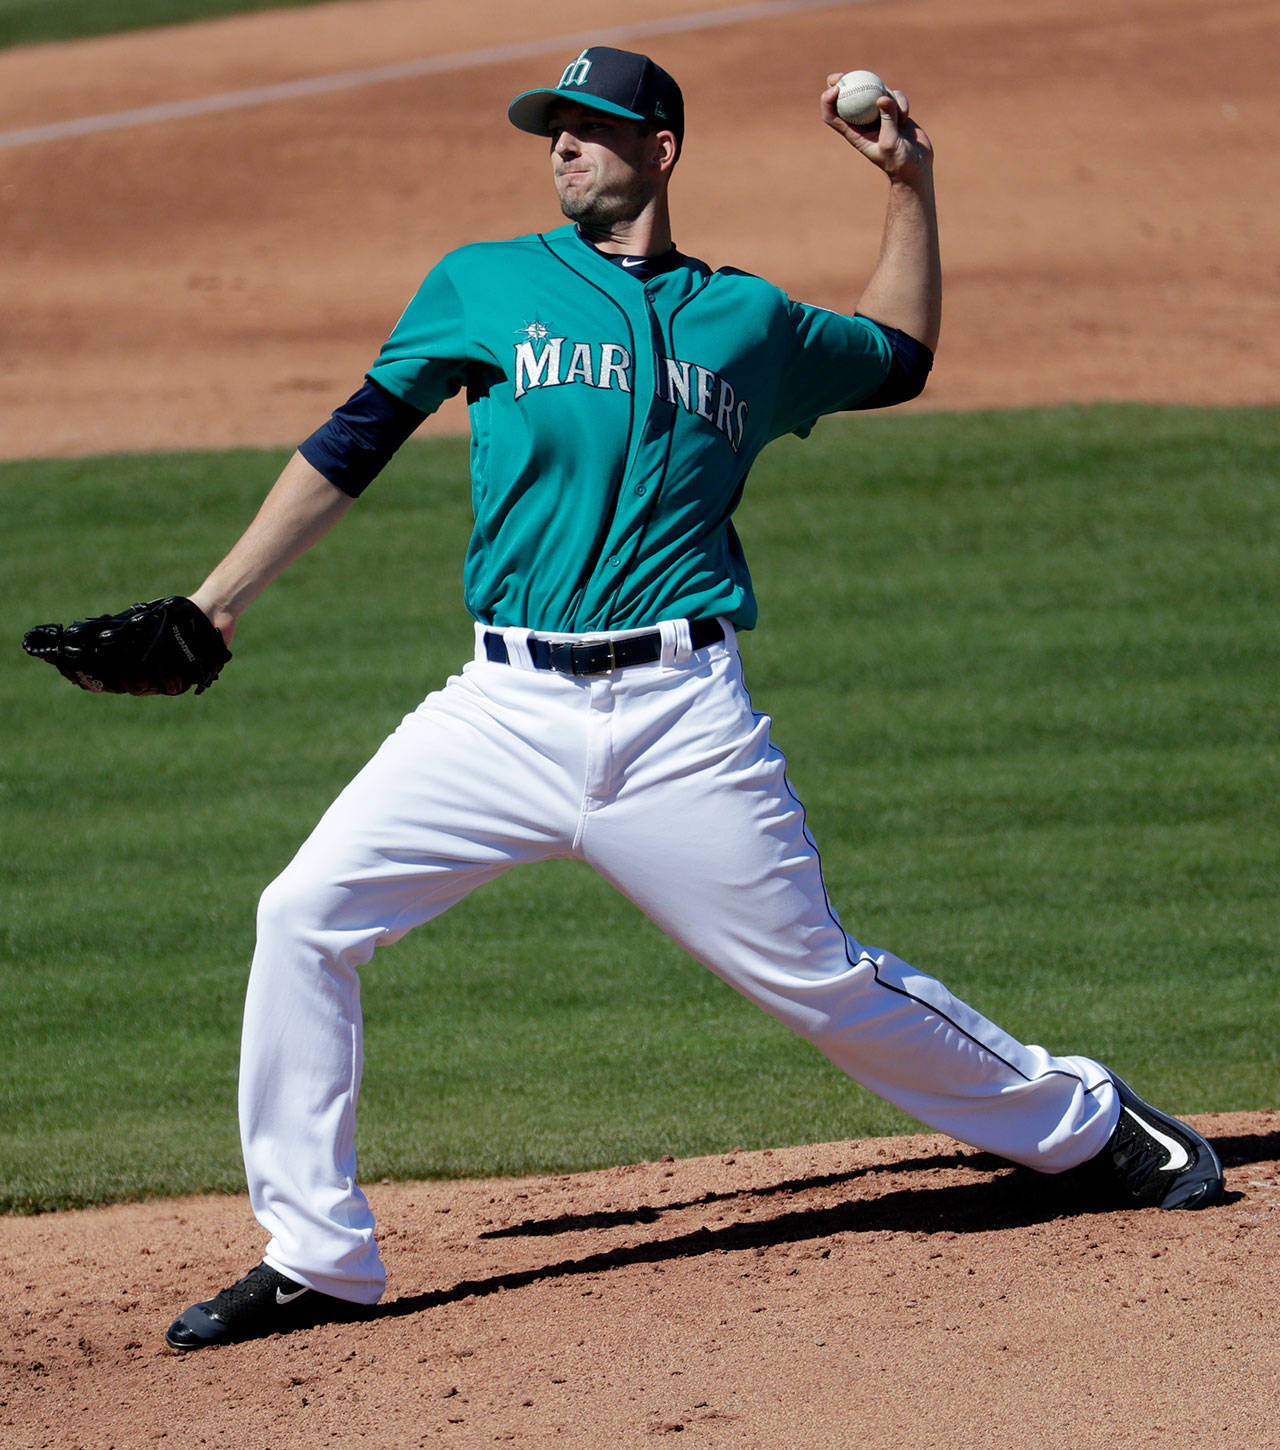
[1123,1107,1190,1171]
[276,1286,310,1305]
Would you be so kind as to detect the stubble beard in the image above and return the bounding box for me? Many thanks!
[556,172,650,237]
[558,191,635,232]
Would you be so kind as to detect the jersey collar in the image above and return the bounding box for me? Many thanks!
[572,225,683,281]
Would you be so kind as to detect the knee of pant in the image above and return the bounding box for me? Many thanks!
[255,867,347,952]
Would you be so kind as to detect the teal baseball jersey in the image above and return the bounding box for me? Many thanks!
[367,223,892,633]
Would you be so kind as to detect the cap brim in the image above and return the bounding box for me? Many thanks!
[507,87,644,136]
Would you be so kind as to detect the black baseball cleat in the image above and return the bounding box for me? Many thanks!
[165,1262,342,1350]
[1094,1073,1224,1210]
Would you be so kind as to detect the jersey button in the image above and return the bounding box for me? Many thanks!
[634,484,647,496]
[607,555,621,567]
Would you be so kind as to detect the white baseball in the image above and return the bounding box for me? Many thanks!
[835,70,888,126]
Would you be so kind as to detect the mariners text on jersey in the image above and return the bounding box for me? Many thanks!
[512,332,751,453]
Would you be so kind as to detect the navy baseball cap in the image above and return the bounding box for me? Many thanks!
[508,46,684,146]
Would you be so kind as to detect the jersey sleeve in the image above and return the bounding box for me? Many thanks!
[298,378,428,497]
[365,256,471,416]
[767,301,894,441]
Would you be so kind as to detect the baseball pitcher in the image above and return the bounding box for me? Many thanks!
[24,46,1224,1352]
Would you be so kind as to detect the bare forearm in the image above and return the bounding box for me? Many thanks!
[821,78,942,352]
[190,451,355,640]
[855,174,941,352]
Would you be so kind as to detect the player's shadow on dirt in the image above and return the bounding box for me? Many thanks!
[367,1130,1267,1327]
[476,1149,1004,1240]
[366,1172,1106,1324]
[1207,1127,1280,1169]
[476,1125,1275,1244]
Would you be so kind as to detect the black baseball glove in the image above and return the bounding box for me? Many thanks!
[22,596,231,696]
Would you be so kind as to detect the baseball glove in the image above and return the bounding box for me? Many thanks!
[22,596,231,696]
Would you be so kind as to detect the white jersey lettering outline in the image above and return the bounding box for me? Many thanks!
[714,377,737,438]
[693,366,715,422]
[664,358,693,411]
[564,341,595,387]
[513,336,564,399]
[598,343,632,392]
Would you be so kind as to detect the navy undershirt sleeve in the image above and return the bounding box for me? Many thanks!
[853,317,934,409]
[298,377,429,497]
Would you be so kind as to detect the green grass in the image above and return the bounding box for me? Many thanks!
[0,0,337,49]
[1,404,1276,1212]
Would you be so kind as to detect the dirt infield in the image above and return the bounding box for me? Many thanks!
[2,3,1278,1446]
[4,1117,1280,1450]
[1,0,1278,459]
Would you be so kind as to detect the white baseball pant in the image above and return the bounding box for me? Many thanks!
[239,619,1119,1302]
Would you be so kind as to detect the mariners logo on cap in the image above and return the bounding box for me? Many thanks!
[559,50,592,88]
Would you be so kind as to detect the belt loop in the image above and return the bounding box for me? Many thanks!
[664,618,692,668]
[504,627,535,670]
[473,621,492,662]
